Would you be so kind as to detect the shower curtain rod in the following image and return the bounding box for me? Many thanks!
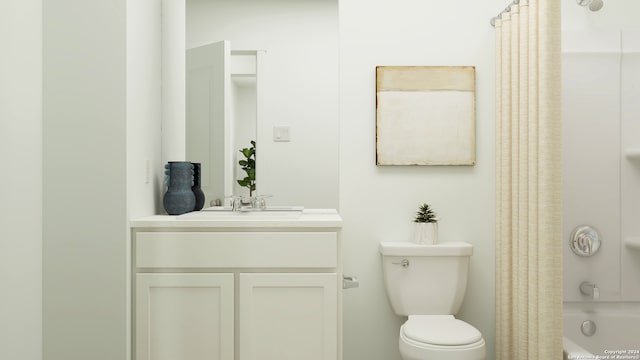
[491,0,603,26]
[490,0,524,27]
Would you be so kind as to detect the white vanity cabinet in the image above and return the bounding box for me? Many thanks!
[238,273,337,360]
[135,273,235,360]
[130,210,343,360]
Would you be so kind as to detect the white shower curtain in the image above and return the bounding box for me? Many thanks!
[494,1,562,359]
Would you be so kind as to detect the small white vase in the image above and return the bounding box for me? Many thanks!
[413,222,438,245]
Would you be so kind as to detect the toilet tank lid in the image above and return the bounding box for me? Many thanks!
[378,242,473,256]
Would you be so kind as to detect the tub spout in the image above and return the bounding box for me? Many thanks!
[580,281,599,300]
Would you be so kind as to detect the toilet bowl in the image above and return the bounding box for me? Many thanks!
[379,241,486,360]
[398,315,485,360]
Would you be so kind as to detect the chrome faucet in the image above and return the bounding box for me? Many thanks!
[229,195,270,212]
[580,281,600,300]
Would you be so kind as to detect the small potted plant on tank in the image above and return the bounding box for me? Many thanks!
[413,203,438,244]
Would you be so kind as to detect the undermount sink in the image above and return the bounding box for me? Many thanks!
[179,206,304,219]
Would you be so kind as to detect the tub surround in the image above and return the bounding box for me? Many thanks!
[564,302,640,357]
[624,148,640,160]
[624,237,640,251]
[562,29,640,358]
[563,336,593,360]
[563,29,640,303]
[130,209,343,360]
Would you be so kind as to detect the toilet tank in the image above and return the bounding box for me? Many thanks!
[379,242,473,316]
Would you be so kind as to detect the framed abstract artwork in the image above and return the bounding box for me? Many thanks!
[376,66,476,165]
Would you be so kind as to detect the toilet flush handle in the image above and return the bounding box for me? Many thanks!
[392,259,410,268]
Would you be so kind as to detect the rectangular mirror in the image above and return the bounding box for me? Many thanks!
[184,0,339,208]
[186,40,262,203]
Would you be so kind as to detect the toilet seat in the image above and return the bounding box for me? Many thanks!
[402,315,482,346]
[398,315,486,360]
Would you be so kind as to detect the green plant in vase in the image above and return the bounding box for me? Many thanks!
[237,140,256,197]
[414,203,438,223]
[413,203,439,244]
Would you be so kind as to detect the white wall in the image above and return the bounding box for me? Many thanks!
[162,0,186,169]
[127,0,164,219]
[186,0,339,208]
[41,0,169,358]
[43,1,128,359]
[562,0,640,303]
[339,1,500,359]
[126,2,164,357]
[0,1,42,359]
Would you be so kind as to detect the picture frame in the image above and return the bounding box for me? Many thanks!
[376,66,476,166]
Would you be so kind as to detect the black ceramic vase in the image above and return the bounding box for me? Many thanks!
[191,162,205,211]
[163,161,196,215]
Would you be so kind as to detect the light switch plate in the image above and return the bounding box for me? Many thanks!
[273,126,291,142]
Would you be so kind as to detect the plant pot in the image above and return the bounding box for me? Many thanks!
[413,222,438,245]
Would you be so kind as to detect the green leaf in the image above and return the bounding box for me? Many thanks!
[414,203,438,223]
[237,140,257,195]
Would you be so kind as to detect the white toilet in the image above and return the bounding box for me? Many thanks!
[379,241,486,360]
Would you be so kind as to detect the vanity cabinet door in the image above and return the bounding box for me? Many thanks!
[239,273,338,360]
[136,273,234,360]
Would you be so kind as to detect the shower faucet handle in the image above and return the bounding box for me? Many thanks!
[580,281,599,300]
[570,225,601,257]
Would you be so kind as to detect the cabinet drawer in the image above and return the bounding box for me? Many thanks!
[135,232,337,269]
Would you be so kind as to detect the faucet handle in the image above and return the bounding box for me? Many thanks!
[592,284,600,300]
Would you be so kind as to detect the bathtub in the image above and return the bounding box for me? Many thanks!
[563,302,640,360]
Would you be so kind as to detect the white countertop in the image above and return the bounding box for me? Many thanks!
[130,208,343,229]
